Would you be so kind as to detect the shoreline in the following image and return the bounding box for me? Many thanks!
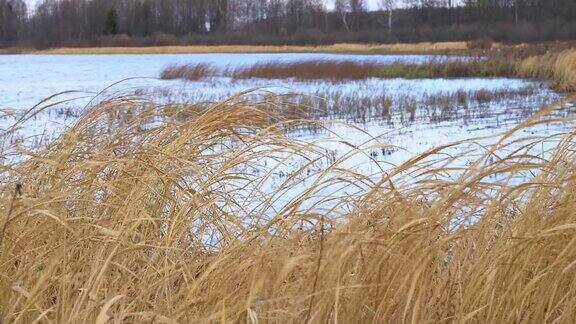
[0,42,471,55]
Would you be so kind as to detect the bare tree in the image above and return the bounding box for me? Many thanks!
[378,0,395,31]
[348,0,365,30]
[334,0,350,31]
[0,0,27,46]
[2,0,574,48]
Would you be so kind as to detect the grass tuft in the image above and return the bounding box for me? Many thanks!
[160,63,216,81]
[553,51,576,92]
[518,50,576,92]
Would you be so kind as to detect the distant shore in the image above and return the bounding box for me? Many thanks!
[0,42,471,55]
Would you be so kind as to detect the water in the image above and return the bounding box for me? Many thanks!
[0,52,562,149]
[1,52,458,109]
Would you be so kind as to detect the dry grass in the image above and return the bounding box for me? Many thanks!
[377,58,516,78]
[553,51,576,92]
[149,43,576,93]
[232,60,383,80]
[159,51,575,92]
[0,47,27,54]
[272,85,548,125]
[160,63,216,81]
[29,42,470,55]
[15,41,576,56]
[518,50,576,92]
[1,92,576,323]
[160,58,517,82]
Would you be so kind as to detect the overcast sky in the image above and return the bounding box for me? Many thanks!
[25,0,383,11]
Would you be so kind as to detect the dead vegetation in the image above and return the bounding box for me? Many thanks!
[31,42,470,55]
[160,63,216,81]
[159,47,576,93]
[160,58,516,82]
[519,50,576,93]
[247,85,554,126]
[0,92,575,323]
[231,60,383,80]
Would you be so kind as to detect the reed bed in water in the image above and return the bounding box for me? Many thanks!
[231,60,383,80]
[161,59,516,82]
[160,63,216,81]
[160,49,576,92]
[159,60,385,81]
[1,93,576,323]
[37,85,553,148]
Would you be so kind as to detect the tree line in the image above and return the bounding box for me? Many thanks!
[1,0,575,48]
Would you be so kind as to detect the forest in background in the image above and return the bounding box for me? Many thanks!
[1,0,575,48]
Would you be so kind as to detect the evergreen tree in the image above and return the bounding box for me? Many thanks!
[104,8,119,35]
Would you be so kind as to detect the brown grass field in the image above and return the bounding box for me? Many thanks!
[25,42,470,55]
[0,91,576,322]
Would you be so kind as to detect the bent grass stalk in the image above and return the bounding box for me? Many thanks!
[0,92,575,322]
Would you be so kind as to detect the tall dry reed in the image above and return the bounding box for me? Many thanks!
[518,49,576,92]
[160,60,387,81]
[158,47,576,93]
[160,63,216,81]
[160,58,516,82]
[0,94,575,323]
[231,60,382,80]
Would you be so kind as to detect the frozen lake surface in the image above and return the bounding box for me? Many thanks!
[0,52,565,146]
[1,52,553,145]
[1,52,461,109]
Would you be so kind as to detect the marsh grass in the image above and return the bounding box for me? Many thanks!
[377,58,515,78]
[231,60,383,80]
[160,63,216,81]
[159,48,576,93]
[3,83,554,152]
[282,85,553,126]
[0,92,575,322]
[160,58,516,82]
[519,50,576,93]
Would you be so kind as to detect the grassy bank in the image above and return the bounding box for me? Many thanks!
[6,41,573,56]
[1,94,576,322]
[17,42,470,55]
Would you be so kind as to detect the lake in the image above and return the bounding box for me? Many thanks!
[1,52,464,109]
[0,52,570,205]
